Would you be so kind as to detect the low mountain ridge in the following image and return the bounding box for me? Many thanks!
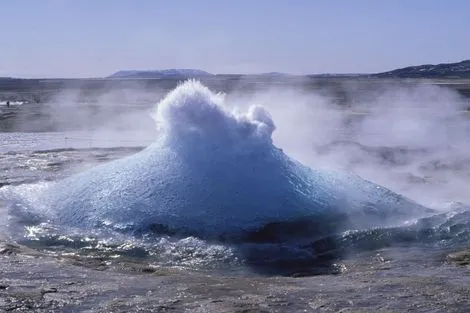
[108,69,213,79]
[374,60,470,78]
[107,60,470,80]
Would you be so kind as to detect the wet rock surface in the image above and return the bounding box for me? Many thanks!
[0,147,144,188]
[1,242,469,312]
[446,249,470,266]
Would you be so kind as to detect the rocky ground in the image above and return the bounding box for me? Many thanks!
[1,241,469,312]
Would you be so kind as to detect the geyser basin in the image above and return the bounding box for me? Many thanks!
[40,80,431,241]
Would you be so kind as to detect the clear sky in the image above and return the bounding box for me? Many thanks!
[1,0,469,78]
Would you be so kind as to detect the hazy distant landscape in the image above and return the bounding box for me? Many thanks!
[1,59,470,132]
[105,59,470,79]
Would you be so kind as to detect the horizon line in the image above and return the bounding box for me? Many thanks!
[2,58,469,80]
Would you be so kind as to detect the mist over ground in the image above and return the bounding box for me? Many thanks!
[2,78,470,209]
[231,82,470,207]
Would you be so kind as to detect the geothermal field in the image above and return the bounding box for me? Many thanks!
[1,76,470,312]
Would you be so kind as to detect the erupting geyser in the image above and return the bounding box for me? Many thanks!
[40,81,431,240]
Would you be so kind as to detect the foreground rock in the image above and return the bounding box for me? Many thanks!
[446,249,470,266]
[1,241,470,312]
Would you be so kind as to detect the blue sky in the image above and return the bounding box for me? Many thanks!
[1,0,469,77]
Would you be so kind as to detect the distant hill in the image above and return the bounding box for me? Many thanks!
[374,60,470,78]
[308,73,365,78]
[251,72,292,77]
[107,69,213,79]
[108,70,297,79]
[103,61,470,80]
